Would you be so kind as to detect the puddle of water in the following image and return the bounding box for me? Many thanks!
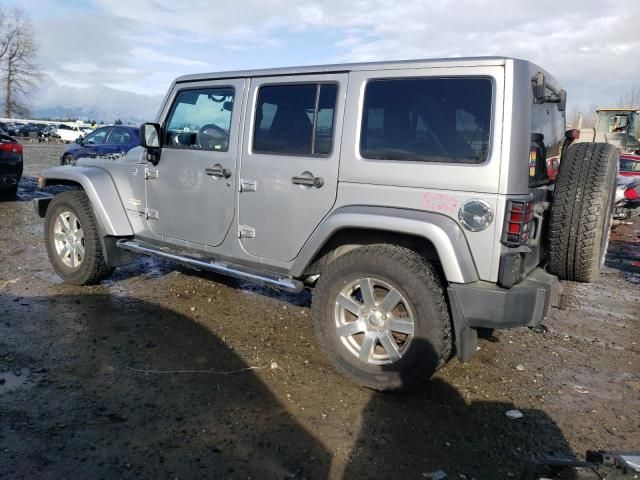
[0,368,34,394]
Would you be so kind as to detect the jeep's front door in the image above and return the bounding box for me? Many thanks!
[145,79,245,248]
[238,74,347,261]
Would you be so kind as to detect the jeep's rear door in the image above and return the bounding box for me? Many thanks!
[145,78,246,248]
[526,80,565,274]
[237,73,347,261]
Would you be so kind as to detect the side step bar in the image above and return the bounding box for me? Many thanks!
[116,239,304,293]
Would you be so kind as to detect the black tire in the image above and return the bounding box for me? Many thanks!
[312,245,452,391]
[548,142,617,282]
[61,154,75,165]
[44,190,114,285]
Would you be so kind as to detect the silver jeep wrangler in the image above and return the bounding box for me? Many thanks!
[36,57,618,391]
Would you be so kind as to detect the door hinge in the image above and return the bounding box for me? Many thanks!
[240,179,257,192]
[238,225,256,239]
[145,208,159,220]
[145,168,159,180]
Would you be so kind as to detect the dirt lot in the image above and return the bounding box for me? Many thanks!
[1,144,638,479]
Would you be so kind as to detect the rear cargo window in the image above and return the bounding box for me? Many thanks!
[360,77,492,164]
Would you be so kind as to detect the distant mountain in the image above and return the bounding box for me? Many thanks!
[31,75,163,124]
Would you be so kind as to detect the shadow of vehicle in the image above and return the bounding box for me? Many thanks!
[1,175,71,203]
[343,340,576,479]
[0,292,331,479]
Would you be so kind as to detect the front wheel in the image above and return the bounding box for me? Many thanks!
[44,190,114,285]
[312,245,452,391]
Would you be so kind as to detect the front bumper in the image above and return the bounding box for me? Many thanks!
[447,268,563,360]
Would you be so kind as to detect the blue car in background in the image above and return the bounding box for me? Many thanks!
[60,125,139,165]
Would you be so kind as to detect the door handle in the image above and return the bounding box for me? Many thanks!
[292,172,324,188]
[205,164,232,179]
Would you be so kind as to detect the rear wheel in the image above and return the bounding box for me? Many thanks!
[44,190,114,285]
[548,142,618,282]
[312,245,452,391]
[61,154,75,165]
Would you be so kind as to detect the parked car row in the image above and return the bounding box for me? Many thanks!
[0,122,140,198]
[0,121,93,143]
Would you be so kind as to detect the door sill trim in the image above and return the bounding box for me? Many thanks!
[116,239,304,293]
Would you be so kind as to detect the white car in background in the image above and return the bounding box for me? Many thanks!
[55,124,85,143]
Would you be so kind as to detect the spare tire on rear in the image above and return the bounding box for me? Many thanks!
[548,142,617,282]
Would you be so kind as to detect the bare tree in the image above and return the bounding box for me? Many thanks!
[567,104,598,129]
[0,7,41,117]
[617,84,640,108]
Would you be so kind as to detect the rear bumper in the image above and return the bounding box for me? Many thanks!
[447,268,562,361]
[448,268,562,329]
[0,160,22,189]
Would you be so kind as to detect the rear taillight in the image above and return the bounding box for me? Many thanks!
[565,129,580,140]
[625,187,639,201]
[0,142,23,154]
[502,200,533,246]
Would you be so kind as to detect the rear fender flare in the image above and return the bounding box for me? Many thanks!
[292,206,479,284]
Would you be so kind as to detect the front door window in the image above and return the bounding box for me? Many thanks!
[165,88,235,152]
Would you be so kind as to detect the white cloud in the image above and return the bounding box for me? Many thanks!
[19,0,640,113]
[130,48,208,67]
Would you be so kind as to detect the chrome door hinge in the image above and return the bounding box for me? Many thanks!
[239,179,257,192]
[238,225,256,239]
[145,208,159,220]
[145,168,159,180]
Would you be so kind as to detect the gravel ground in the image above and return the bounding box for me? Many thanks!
[0,144,638,479]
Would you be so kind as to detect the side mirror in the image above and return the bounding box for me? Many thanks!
[139,123,161,165]
[75,137,83,145]
[558,89,567,112]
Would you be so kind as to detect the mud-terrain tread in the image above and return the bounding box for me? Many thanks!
[548,143,617,282]
[312,244,452,391]
[44,190,113,285]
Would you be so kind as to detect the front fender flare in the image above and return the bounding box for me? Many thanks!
[291,206,478,284]
[39,166,134,236]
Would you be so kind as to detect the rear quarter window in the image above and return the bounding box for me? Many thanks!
[360,77,493,164]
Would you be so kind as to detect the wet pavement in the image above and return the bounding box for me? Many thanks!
[0,144,638,479]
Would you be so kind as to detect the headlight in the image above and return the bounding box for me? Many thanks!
[458,199,494,232]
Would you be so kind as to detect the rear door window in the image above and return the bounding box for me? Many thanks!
[620,159,640,172]
[84,128,109,145]
[360,77,492,164]
[253,83,338,156]
[107,127,132,145]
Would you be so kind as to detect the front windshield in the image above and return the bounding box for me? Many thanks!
[596,111,629,133]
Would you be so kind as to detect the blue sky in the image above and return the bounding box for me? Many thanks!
[6,0,640,114]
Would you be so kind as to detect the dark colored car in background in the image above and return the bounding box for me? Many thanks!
[0,122,18,136]
[60,125,139,165]
[14,123,42,138]
[0,130,23,197]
